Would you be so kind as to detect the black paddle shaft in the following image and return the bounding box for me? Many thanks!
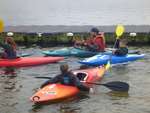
[35,77,129,92]
[35,77,52,79]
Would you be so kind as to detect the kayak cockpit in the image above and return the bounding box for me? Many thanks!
[74,72,88,81]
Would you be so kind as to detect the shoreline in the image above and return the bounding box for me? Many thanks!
[5,25,150,33]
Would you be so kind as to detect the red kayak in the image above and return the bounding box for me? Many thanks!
[30,66,106,103]
[0,57,64,67]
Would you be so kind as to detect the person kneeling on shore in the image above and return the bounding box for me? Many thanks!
[41,64,93,92]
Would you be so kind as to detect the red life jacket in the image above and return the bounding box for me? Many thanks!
[86,34,106,51]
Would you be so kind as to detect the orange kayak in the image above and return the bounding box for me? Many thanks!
[30,66,106,103]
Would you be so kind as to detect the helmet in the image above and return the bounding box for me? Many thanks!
[7,32,14,36]
[37,33,42,37]
[66,32,73,37]
[90,27,99,34]
[129,32,136,37]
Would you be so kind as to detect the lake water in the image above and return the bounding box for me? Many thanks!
[0,0,150,26]
[0,46,150,113]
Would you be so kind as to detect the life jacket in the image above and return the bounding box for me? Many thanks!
[86,34,106,51]
[60,73,75,86]
[94,34,106,51]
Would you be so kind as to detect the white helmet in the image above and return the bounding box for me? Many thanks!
[37,32,42,37]
[66,32,73,37]
[129,32,137,37]
[7,32,14,36]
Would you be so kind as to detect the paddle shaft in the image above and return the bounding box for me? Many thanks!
[35,77,129,92]
[113,25,125,49]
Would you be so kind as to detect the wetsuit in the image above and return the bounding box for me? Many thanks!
[114,39,120,49]
[40,71,90,91]
[0,42,17,59]
[114,47,128,56]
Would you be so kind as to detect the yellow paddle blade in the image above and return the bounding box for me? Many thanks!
[105,61,111,70]
[0,19,4,33]
[115,24,125,39]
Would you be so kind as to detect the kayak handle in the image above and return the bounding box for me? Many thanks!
[32,96,40,101]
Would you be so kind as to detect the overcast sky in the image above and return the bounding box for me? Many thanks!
[0,0,150,25]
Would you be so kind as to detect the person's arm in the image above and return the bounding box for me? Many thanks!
[70,73,90,92]
[40,75,61,88]
[114,47,128,56]
[114,39,120,49]
[0,41,8,49]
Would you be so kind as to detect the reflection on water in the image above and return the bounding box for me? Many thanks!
[0,67,19,113]
[107,91,129,98]
[3,67,17,76]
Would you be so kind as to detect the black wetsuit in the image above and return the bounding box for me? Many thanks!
[114,47,128,56]
[114,39,120,49]
[40,71,89,91]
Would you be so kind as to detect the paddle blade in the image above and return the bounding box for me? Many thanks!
[115,24,125,38]
[105,61,111,70]
[0,19,4,33]
[103,81,129,92]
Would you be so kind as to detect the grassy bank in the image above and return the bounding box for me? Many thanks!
[0,32,150,47]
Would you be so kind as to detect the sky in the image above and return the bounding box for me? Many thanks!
[0,0,150,26]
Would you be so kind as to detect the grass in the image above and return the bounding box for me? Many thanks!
[0,32,150,47]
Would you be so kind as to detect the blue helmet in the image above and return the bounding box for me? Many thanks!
[90,27,99,34]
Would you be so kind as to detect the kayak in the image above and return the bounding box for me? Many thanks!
[42,48,71,56]
[42,47,140,58]
[42,47,99,57]
[0,56,64,67]
[71,48,98,57]
[79,54,145,66]
[30,66,106,103]
[17,53,32,57]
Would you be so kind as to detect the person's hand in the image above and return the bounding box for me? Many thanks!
[89,88,94,93]
[83,42,87,46]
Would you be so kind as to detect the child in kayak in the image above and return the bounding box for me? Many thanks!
[40,64,92,92]
[74,27,106,52]
[113,38,128,56]
[0,32,17,59]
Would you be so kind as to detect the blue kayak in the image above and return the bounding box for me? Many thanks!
[17,53,32,57]
[42,48,71,56]
[79,54,145,66]
[42,47,100,57]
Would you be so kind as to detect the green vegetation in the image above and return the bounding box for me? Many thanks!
[0,32,150,47]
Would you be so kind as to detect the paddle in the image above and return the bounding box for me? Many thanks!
[35,76,129,92]
[35,76,52,79]
[0,19,4,33]
[84,81,129,92]
[107,24,125,68]
[113,24,125,48]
